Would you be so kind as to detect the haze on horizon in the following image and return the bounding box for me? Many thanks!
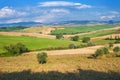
[0,0,120,24]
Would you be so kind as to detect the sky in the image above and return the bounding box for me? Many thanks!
[0,0,120,24]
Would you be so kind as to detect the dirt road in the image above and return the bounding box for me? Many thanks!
[24,44,120,56]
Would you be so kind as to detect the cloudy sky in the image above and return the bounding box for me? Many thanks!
[0,0,120,24]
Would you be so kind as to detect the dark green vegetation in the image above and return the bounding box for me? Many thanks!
[92,47,109,58]
[0,26,27,32]
[0,35,80,53]
[71,36,79,41]
[36,52,48,64]
[82,37,90,43]
[113,46,120,53]
[91,46,120,59]
[56,34,63,39]
[51,25,116,35]
[0,43,29,57]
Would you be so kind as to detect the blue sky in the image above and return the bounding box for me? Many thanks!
[0,0,120,23]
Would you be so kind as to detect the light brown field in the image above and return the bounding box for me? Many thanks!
[21,26,55,34]
[0,53,120,80]
[24,44,120,56]
[0,32,55,39]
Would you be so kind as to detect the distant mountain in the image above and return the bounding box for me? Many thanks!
[0,20,120,27]
[48,20,120,26]
[0,22,42,27]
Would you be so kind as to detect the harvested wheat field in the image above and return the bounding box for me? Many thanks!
[0,54,120,80]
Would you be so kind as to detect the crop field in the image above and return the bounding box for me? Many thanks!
[0,35,79,53]
[0,54,120,80]
[79,30,115,39]
[92,39,116,45]
[51,25,116,35]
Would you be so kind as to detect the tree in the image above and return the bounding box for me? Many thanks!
[71,36,79,41]
[92,47,109,58]
[113,46,120,53]
[82,37,90,43]
[36,52,48,64]
[56,34,63,39]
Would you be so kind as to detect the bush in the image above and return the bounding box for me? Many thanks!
[37,52,48,64]
[113,46,120,53]
[114,40,120,44]
[87,41,95,46]
[109,43,114,48]
[68,44,76,49]
[56,34,63,39]
[71,36,79,41]
[82,37,90,43]
[4,43,29,55]
[92,47,109,58]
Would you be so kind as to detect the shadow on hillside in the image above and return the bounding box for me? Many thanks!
[0,69,120,80]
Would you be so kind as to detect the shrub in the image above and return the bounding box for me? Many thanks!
[109,43,114,48]
[82,37,90,43]
[113,46,120,53]
[4,43,29,55]
[56,34,63,39]
[68,44,76,49]
[87,41,95,46]
[114,40,120,44]
[71,36,79,41]
[37,52,48,64]
[92,47,109,58]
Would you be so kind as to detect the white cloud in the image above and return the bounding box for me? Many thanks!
[100,11,120,20]
[0,7,15,18]
[0,6,27,18]
[100,15,116,20]
[110,11,119,15]
[39,1,92,9]
[50,9,69,13]
[76,4,92,9]
[34,9,69,22]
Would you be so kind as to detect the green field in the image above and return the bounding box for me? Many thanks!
[0,35,80,53]
[51,25,116,35]
[92,39,116,45]
[79,30,115,40]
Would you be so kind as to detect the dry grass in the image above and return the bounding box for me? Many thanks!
[0,54,120,80]
[21,26,55,34]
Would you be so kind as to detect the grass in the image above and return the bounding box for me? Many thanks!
[0,54,120,80]
[0,35,80,53]
[0,26,26,32]
[79,30,115,40]
[92,39,116,45]
[51,25,116,35]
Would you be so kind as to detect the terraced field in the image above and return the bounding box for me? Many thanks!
[51,25,116,35]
